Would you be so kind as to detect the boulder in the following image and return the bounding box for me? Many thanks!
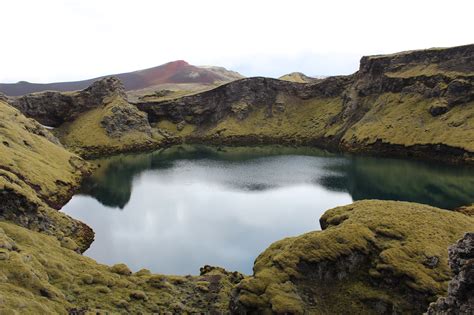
[427,233,474,314]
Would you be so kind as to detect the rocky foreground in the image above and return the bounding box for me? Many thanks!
[0,44,473,313]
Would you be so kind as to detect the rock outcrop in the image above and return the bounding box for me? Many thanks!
[137,76,351,126]
[427,232,474,314]
[10,77,126,127]
[54,93,167,158]
[230,200,474,314]
[136,44,474,164]
[0,99,93,251]
[8,77,170,158]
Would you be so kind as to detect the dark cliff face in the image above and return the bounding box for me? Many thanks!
[9,77,126,127]
[137,45,473,127]
[132,44,474,164]
[6,44,474,163]
[135,76,353,125]
[341,45,474,121]
[359,44,474,77]
[427,232,474,314]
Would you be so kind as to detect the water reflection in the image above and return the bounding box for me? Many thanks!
[80,145,474,210]
[62,145,474,274]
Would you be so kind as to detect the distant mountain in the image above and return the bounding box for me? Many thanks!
[0,60,244,96]
[278,72,319,83]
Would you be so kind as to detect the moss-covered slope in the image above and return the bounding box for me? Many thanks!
[8,77,170,159]
[137,44,474,164]
[0,100,93,251]
[231,200,474,314]
[0,221,243,314]
[55,94,167,158]
[0,100,89,208]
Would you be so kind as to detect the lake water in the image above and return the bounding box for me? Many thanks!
[61,145,474,275]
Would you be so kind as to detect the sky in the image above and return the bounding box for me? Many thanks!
[1,0,473,83]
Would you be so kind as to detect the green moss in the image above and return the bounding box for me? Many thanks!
[0,221,242,313]
[155,119,196,136]
[110,263,132,276]
[202,95,343,140]
[279,72,315,83]
[234,200,474,313]
[55,95,165,158]
[385,64,468,78]
[0,100,93,251]
[0,100,90,206]
[341,93,474,153]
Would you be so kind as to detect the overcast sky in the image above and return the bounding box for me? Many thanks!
[1,0,473,83]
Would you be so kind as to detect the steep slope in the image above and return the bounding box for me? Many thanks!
[230,200,474,314]
[136,44,474,164]
[9,77,126,127]
[9,77,169,158]
[0,99,93,251]
[0,61,243,96]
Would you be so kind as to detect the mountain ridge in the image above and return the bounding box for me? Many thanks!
[0,60,244,96]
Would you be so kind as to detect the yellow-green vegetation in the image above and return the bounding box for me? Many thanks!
[0,100,93,251]
[341,93,474,155]
[155,119,196,137]
[195,95,343,142]
[233,200,474,314]
[55,95,166,158]
[0,100,89,207]
[278,72,316,83]
[136,89,198,102]
[151,90,474,164]
[0,221,243,314]
[385,64,470,78]
[127,83,221,102]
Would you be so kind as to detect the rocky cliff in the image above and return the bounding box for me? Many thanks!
[427,232,474,314]
[9,77,126,127]
[8,77,171,158]
[136,44,474,164]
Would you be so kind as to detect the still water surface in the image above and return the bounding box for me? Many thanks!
[61,145,474,274]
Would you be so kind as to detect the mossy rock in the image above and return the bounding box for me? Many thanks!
[232,200,474,314]
[110,263,132,276]
[0,100,94,251]
[0,221,241,313]
[55,95,166,158]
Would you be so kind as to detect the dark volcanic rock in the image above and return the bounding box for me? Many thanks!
[0,92,7,103]
[100,103,152,138]
[340,45,474,124]
[427,233,474,314]
[10,77,126,127]
[429,100,450,116]
[135,76,353,125]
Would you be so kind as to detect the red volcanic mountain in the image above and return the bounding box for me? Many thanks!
[0,60,243,96]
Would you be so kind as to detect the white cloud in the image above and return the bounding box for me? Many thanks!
[1,0,472,82]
